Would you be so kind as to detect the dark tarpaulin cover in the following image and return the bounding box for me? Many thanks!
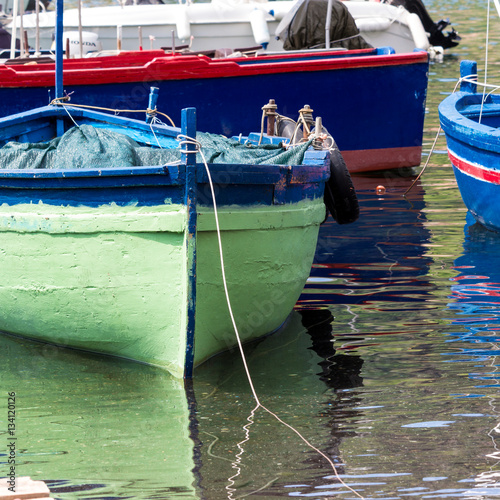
[0,125,312,169]
[277,0,372,51]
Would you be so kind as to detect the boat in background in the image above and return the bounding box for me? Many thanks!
[0,45,429,173]
[10,0,433,54]
[439,60,500,232]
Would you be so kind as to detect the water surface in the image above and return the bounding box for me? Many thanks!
[3,1,500,498]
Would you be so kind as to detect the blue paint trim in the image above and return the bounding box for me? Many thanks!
[0,106,328,209]
[183,107,197,379]
[439,91,500,158]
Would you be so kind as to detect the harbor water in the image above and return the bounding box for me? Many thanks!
[3,0,500,498]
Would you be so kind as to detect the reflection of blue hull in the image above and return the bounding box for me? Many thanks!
[447,213,500,364]
[0,48,429,172]
[452,213,500,306]
[439,60,500,232]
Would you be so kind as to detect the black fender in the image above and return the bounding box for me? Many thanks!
[324,144,359,224]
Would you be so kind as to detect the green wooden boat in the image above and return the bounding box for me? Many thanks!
[0,103,331,377]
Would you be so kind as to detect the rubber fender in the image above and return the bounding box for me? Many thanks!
[324,144,359,225]
[250,9,270,45]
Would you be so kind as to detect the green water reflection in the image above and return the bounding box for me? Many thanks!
[0,336,197,498]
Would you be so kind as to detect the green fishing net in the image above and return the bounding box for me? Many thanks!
[0,125,312,169]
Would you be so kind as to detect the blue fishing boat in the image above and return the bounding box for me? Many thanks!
[439,60,500,232]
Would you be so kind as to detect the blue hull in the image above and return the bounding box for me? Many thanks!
[439,60,500,232]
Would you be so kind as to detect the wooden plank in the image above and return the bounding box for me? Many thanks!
[0,477,53,500]
[182,107,197,379]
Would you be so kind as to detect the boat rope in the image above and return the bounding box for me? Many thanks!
[483,0,492,124]
[59,103,81,129]
[177,134,365,500]
[258,108,323,148]
[403,124,441,197]
[50,97,176,127]
[148,115,178,149]
[309,33,367,50]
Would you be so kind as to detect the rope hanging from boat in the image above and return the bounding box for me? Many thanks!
[403,124,441,197]
[50,97,176,127]
[484,0,492,122]
[177,133,365,500]
[404,73,495,197]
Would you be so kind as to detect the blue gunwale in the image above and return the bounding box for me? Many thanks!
[438,59,500,232]
[439,92,500,161]
[0,104,329,208]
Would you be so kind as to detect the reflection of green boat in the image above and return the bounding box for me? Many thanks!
[0,334,198,499]
[0,310,364,499]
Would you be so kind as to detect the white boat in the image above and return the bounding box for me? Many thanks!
[8,0,432,54]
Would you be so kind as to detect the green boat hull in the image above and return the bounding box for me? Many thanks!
[0,199,324,377]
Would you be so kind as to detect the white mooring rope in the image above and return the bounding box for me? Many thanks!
[178,135,365,499]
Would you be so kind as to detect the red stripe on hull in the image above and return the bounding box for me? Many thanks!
[342,146,422,173]
[448,150,500,185]
[0,50,429,88]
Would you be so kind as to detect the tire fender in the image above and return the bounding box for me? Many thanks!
[324,144,359,224]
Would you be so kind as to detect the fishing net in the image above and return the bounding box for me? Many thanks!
[0,125,312,170]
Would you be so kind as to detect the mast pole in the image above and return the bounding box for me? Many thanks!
[55,0,63,98]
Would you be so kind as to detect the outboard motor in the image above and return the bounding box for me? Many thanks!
[386,0,460,49]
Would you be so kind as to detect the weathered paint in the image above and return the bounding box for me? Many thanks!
[0,203,189,377]
[194,198,325,366]
[182,107,198,378]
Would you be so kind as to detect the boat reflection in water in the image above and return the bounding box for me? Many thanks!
[0,334,199,499]
[448,212,500,362]
[192,172,432,498]
[301,171,434,353]
[0,307,365,499]
[448,212,500,498]
[194,309,365,498]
